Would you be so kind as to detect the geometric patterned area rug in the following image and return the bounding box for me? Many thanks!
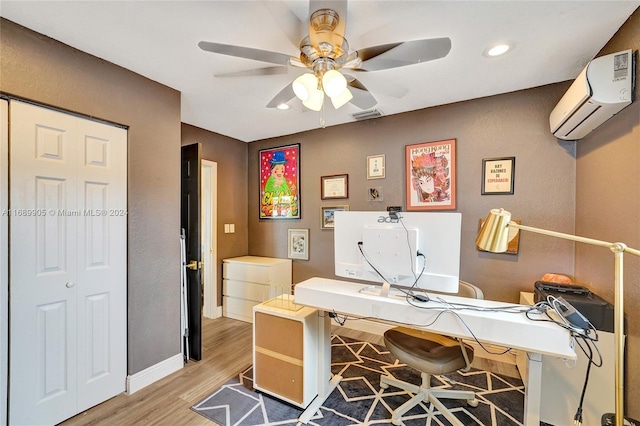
[192,335,526,426]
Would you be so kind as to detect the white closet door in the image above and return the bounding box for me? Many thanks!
[74,115,127,412]
[9,101,127,425]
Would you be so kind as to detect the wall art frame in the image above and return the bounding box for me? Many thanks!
[405,139,456,211]
[259,143,300,219]
[321,174,348,200]
[287,228,309,260]
[481,157,515,195]
[367,154,385,179]
[320,205,349,229]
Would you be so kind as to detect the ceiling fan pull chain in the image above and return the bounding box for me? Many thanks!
[320,98,326,128]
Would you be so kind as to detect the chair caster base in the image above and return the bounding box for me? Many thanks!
[467,398,479,407]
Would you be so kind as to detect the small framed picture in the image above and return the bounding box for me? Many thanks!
[321,205,349,229]
[367,155,385,179]
[288,228,309,260]
[321,174,348,200]
[481,157,515,195]
[367,187,383,201]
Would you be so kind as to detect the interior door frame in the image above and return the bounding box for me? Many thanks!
[201,160,220,319]
[1,98,8,426]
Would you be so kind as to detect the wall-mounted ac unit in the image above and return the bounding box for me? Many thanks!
[550,49,635,140]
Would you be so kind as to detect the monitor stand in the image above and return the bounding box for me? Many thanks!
[358,282,407,300]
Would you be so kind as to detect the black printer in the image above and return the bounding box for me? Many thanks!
[534,281,615,333]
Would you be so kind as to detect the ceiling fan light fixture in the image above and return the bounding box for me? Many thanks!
[292,73,317,101]
[322,69,347,98]
[302,86,324,111]
[330,87,353,109]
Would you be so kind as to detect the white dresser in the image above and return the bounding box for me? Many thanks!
[222,256,292,323]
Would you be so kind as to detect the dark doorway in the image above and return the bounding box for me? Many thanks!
[181,143,202,361]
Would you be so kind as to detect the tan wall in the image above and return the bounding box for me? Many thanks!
[575,10,640,417]
[1,18,181,374]
[248,82,577,304]
[181,124,249,305]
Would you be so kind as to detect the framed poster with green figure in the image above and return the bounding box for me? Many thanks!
[259,144,300,219]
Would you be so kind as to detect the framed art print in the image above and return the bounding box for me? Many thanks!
[367,155,385,179]
[259,144,300,219]
[321,205,349,229]
[321,174,348,200]
[405,139,456,210]
[481,157,515,195]
[288,228,309,260]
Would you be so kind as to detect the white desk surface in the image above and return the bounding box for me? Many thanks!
[294,277,576,360]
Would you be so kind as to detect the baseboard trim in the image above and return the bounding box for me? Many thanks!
[126,353,183,394]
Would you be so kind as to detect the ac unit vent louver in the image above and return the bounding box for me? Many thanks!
[351,109,383,121]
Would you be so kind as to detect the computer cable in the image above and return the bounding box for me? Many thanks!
[573,334,593,426]
[323,305,516,356]
[357,241,428,303]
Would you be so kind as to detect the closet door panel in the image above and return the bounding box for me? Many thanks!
[75,118,127,411]
[10,101,79,425]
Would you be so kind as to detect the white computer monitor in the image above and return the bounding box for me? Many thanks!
[334,211,462,294]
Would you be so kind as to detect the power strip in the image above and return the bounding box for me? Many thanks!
[555,296,591,331]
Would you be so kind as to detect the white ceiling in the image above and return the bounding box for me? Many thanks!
[1,1,638,142]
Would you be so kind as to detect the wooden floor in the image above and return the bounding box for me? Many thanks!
[59,316,519,426]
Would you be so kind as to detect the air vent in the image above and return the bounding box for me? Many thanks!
[351,109,383,121]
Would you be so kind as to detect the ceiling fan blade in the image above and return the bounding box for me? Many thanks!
[348,79,377,109]
[263,1,306,49]
[266,84,296,108]
[198,41,294,66]
[355,37,452,71]
[214,66,289,78]
[344,73,408,98]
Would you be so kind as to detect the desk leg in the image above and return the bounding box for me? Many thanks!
[523,352,542,426]
[297,312,342,424]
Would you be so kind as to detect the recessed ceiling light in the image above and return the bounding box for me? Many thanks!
[276,103,290,110]
[484,43,511,57]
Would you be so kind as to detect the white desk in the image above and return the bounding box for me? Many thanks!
[294,277,577,426]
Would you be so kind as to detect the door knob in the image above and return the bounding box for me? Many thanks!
[186,260,202,270]
[65,281,75,288]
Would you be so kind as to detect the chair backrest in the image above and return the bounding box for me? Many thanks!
[426,280,484,300]
[457,281,484,300]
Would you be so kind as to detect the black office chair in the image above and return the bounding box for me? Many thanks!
[380,281,482,426]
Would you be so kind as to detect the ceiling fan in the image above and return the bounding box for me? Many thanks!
[198,1,451,112]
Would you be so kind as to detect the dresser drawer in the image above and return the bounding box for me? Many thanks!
[222,296,255,323]
[223,263,269,284]
[223,256,291,285]
[223,279,271,301]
